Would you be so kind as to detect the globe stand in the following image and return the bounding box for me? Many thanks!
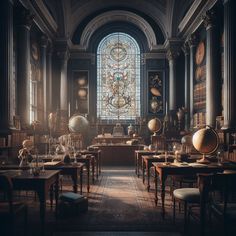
[197,154,210,164]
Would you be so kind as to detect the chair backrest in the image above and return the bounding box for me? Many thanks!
[0,175,14,213]
[198,172,236,215]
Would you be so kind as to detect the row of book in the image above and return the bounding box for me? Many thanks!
[0,132,27,148]
[193,101,206,111]
[193,112,206,128]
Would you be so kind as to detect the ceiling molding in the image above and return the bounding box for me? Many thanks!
[78,10,157,51]
[19,0,57,39]
[178,0,218,39]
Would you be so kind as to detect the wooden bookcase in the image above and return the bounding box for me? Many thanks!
[193,40,206,128]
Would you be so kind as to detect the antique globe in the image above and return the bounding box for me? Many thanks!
[192,126,219,163]
[68,115,89,134]
[148,117,162,136]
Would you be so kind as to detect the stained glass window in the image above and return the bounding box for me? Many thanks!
[97,32,141,121]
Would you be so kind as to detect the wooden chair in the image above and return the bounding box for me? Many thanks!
[198,172,236,236]
[0,174,28,236]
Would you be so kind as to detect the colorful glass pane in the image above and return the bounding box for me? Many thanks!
[97,33,141,120]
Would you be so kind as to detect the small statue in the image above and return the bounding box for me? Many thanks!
[127,124,134,136]
[18,148,30,167]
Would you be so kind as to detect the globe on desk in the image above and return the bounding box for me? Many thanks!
[192,126,219,164]
[68,115,89,133]
[148,118,162,136]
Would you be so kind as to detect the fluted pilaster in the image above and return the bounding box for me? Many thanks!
[182,42,190,130]
[222,0,236,130]
[187,34,197,128]
[0,0,14,131]
[17,8,34,128]
[40,35,48,128]
[203,10,221,128]
[47,44,53,114]
[57,49,70,132]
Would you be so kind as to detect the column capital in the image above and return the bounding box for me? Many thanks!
[164,38,182,61]
[47,43,53,55]
[40,35,48,48]
[57,49,70,62]
[182,42,190,56]
[17,8,34,29]
[202,10,216,30]
[167,49,179,61]
[187,34,197,48]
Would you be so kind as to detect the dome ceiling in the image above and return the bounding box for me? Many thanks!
[41,0,194,43]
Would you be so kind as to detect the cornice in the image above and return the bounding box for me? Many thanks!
[178,0,218,39]
[18,0,57,39]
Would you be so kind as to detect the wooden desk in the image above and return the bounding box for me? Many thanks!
[93,136,143,144]
[80,149,102,179]
[134,150,158,177]
[43,155,91,192]
[142,155,174,191]
[152,162,236,218]
[92,144,144,166]
[44,162,84,194]
[0,169,60,235]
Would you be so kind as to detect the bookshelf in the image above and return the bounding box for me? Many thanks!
[193,40,206,128]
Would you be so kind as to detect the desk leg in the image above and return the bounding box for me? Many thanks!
[37,190,46,236]
[147,162,150,192]
[142,158,145,184]
[160,173,167,219]
[135,153,138,176]
[50,185,54,209]
[71,173,78,193]
[138,155,141,178]
[92,158,95,183]
[99,152,101,174]
[54,175,59,217]
[86,161,90,193]
[80,167,83,195]
[96,154,99,179]
[155,169,158,206]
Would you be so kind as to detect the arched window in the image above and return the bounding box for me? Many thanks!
[97,32,140,121]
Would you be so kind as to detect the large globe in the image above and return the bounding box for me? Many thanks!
[192,126,219,154]
[68,115,89,133]
[148,118,162,134]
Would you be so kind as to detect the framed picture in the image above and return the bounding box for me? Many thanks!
[148,71,164,114]
[73,71,89,115]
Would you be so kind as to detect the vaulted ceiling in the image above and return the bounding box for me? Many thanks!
[42,0,194,43]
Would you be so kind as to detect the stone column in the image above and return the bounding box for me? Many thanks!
[187,34,197,128]
[47,43,53,114]
[203,10,221,128]
[167,49,178,112]
[17,8,34,128]
[0,0,14,131]
[57,50,70,132]
[222,0,236,130]
[182,42,190,130]
[40,35,48,128]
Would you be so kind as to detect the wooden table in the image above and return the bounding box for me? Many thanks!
[0,163,85,194]
[0,169,60,235]
[134,150,158,177]
[80,149,102,179]
[43,155,91,192]
[152,162,236,218]
[44,162,84,194]
[92,144,143,166]
[142,155,174,191]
